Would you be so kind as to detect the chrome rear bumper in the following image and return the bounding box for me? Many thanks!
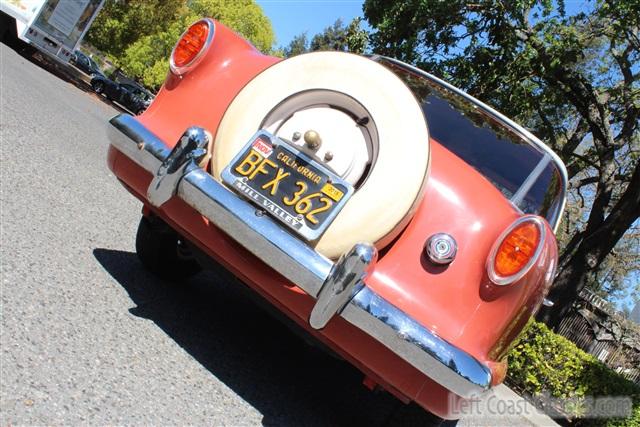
[107,114,492,398]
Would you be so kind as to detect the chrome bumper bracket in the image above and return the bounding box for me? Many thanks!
[147,127,211,207]
[310,243,377,330]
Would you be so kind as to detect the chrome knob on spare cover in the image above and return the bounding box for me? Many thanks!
[304,129,322,150]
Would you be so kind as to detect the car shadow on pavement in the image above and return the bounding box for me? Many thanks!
[93,248,439,427]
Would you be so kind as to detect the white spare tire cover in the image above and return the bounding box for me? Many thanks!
[212,52,430,259]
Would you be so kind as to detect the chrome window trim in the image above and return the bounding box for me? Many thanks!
[376,56,568,233]
[486,215,547,286]
[169,18,215,76]
[510,154,552,208]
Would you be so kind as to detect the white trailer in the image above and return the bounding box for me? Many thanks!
[1,0,104,64]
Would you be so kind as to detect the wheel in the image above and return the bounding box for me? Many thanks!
[135,216,202,280]
[93,81,104,94]
[212,52,430,259]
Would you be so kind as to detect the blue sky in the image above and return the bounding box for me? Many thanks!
[258,1,593,48]
[256,0,365,48]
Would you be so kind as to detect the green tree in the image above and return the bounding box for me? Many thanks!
[282,18,368,57]
[188,0,274,53]
[283,32,309,58]
[344,17,369,54]
[364,0,640,326]
[87,0,275,89]
[86,0,187,59]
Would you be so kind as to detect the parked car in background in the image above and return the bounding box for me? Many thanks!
[70,50,101,76]
[105,18,568,422]
[91,74,153,115]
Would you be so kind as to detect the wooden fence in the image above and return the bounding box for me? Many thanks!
[556,292,640,385]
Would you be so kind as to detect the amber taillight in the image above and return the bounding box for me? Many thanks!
[487,216,545,286]
[170,19,214,76]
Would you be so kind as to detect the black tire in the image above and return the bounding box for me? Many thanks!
[135,216,202,280]
[93,81,104,94]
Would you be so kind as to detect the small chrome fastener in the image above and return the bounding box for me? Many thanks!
[425,233,457,265]
[304,130,322,150]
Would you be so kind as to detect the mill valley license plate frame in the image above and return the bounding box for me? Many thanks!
[221,130,354,242]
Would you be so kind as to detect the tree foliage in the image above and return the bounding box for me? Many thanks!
[86,0,275,89]
[189,0,274,53]
[282,18,368,57]
[508,321,640,425]
[364,0,640,325]
[282,32,309,58]
[85,0,186,60]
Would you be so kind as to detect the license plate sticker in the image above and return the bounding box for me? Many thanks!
[221,131,354,241]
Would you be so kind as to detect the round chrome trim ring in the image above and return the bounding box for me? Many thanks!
[169,18,215,76]
[425,233,457,265]
[486,215,546,286]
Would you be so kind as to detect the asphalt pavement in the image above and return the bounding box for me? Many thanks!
[0,42,557,426]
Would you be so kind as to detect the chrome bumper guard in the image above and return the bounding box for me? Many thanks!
[108,114,492,398]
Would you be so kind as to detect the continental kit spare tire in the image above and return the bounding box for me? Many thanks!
[212,52,430,259]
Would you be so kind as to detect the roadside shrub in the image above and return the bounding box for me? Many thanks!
[507,321,640,426]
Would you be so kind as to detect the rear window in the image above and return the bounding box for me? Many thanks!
[381,59,565,225]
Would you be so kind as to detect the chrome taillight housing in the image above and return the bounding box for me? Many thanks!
[169,18,215,76]
[487,215,546,286]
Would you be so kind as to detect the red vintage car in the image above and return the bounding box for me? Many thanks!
[106,18,567,420]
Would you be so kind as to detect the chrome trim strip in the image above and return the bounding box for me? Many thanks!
[107,114,492,398]
[510,155,551,208]
[376,57,568,233]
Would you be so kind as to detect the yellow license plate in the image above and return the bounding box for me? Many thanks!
[221,131,354,241]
